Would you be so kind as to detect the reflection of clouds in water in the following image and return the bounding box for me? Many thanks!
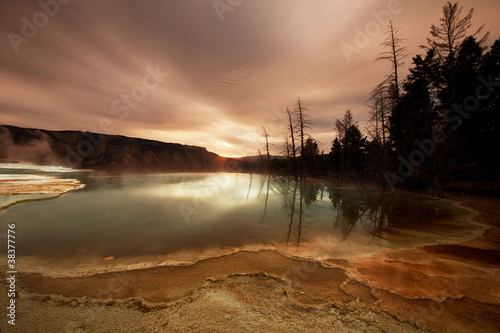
[156,174,266,207]
[2,173,483,270]
[150,174,477,248]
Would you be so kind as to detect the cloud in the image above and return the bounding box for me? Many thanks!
[1,0,499,156]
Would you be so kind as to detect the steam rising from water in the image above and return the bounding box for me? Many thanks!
[0,127,63,165]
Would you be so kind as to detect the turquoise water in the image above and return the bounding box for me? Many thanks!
[0,171,481,267]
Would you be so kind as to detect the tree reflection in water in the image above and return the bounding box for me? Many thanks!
[327,187,396,240]
[270,177,322,247]
[267,177,444,248]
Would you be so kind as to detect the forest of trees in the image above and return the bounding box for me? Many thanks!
[260,2,500,193]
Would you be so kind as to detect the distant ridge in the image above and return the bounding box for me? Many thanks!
[0,125,234,174]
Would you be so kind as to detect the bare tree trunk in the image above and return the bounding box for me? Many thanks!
[376,19,407,147]
[257,148,264,172]
[295,98,310,182]
[297,99,305,181]
[367,81,390,147]
[286,107,298,180]
[262,126,271,172]
[388,21,401,102]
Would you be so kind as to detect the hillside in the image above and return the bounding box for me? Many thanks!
[0,125,232,174]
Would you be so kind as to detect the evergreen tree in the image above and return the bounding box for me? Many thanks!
[332,111,366,178]
[302,136,319,176]
[391,49,440,155]
[329,137,342,174]
[343,124,366,172]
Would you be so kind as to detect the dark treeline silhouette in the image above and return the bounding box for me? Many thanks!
[259,2,499,194]
[380,2,499,192]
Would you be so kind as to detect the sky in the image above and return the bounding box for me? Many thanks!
[1,0,500,157]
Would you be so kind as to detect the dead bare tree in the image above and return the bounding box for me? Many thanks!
[376,19,408,104]
[286,106,298,180]
[294,98,312,181]
[262,126,271,172]
[423,1,489,61]
[422,1,490,107]
[257,148,264,171]
[283,133,290,157]
[366,80,391,146]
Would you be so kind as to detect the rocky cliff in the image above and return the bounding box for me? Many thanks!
[0,125,232,174]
